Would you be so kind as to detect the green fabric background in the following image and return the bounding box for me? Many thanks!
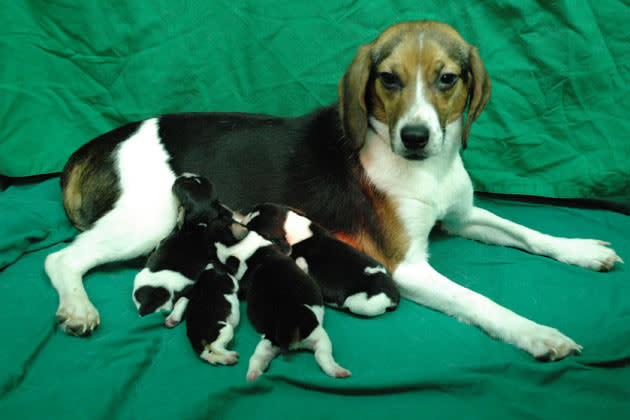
[1,0,629,208]
[0,179,628,419]
[1,1,629,419]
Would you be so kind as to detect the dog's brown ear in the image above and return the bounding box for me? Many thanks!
[463,46,491,149]
[338,43,372,150]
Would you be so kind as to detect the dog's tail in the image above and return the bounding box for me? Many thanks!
[272,303,319,350]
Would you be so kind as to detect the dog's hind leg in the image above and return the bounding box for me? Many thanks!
[300,325,351,378]
[297,305,351,378]
[246,338,281,382]
[46,118,178,336]
[46,195,177,336]
[200,322,239,366]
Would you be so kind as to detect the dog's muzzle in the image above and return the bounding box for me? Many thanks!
[400,124,430,160]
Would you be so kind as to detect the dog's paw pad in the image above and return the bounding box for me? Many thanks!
[557,239,622,272]
[56,298,100,337]
[518,324,581,361]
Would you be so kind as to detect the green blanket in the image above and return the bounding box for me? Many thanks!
[1,178,628,419]
[1,1,629,419]
[1,1,629,209]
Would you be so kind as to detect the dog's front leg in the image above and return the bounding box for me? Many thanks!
[442,206,622,271]
[393,260,582,360]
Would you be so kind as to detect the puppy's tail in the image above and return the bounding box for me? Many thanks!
[272,304,318,350]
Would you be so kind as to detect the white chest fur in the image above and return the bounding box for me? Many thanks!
[360,118,474,260]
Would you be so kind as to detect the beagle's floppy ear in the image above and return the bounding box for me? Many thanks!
[463,46,492,149]
[338,43,373,151]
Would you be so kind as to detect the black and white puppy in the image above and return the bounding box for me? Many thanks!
[185,263,240,365]
[212,222,351,381]
[132,174,223,327]
[244,203,400,317]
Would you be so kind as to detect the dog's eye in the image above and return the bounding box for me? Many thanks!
[438,73,459,88]
[379,72,402,90]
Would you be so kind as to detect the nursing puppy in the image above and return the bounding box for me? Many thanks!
[132,174,221,327]
[244,203,400,317]
[212,221,351,381]
[185,263,240,365]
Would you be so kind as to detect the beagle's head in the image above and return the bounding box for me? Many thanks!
[339,21,491,159]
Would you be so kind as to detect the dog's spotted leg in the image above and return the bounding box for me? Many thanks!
[394,260,582,360]
[443,206,622,271]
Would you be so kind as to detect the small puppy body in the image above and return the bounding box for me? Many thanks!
[244,203,400,317]
[213,224,350,381]
[132,174,219,326]
[185,263,240,365]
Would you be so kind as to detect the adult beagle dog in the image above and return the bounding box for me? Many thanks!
[46,20,621,361]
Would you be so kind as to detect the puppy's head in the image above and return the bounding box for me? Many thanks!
[243,203,293,254]
[338,20,491,158]
[132,268,194,316]
[172,173,222,229]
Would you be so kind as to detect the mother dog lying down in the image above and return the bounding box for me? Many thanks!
[45,20,621,361]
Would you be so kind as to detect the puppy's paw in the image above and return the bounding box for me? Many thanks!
[56,296,100,337]
[516,323,582,361]
[246,369,262,382]
[555,239,623,272]
[201,349,239,366]
[333,366,352,378]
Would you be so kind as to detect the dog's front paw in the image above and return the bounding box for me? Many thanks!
[515,323,582,361]
[555,239,623,272]
[56,296,100,337]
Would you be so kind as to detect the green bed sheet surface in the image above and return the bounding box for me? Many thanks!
[1,1,629,418]
[1,1,629,210]
[1,178,628,420]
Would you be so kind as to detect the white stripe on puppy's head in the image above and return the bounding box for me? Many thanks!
[284,211,313,245]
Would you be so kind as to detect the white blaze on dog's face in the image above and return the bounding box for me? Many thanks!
[371,33,470,160]
[339,21,491,159]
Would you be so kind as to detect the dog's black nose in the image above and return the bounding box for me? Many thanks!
[400,125,430,149]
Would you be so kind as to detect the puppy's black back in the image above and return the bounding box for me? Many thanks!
[185,267,236,355]
[245,246,322,349]
[292,223,400,307]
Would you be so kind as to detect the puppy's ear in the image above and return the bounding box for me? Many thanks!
[176,206,185,230]
[172,175,216,225]
[463,46,491,149]
[172,178,197,215]
[338,43,373,151]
